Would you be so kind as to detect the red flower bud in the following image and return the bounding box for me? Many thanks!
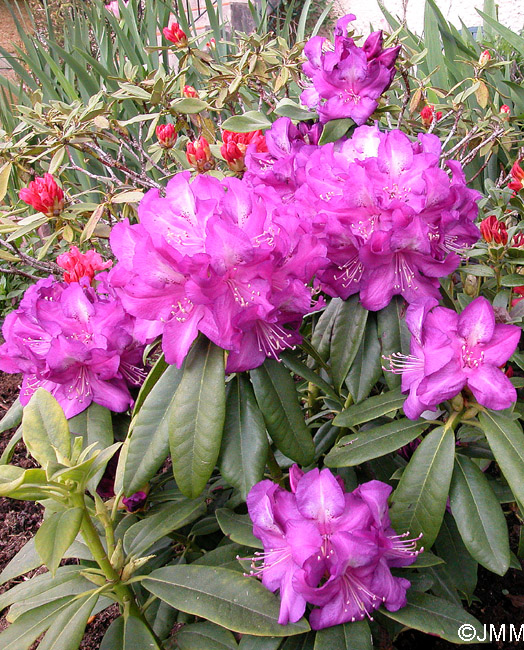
[509,161,524,193]
[420,105,441,129]
[220,130,268,172]
[56,245,112,284]
[19,173,64,218]
[512,232,524,248]
[156,123,177,148]
[480,215,508,245]
[500,104,511,115]
[163,22,188,47]
[186,136,214,173]
[511,286,524,307]
[479,49,491,66]
[183,85,198,98]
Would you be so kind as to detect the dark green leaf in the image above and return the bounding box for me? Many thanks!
[377,297,404,389]
[318,119,353,145]
[314,620,372,649]
[250,359,314,465]
[344,316,382,403]
[170,338,226,498]
[329,296,368,392]
[450,455,510,575]
[176,621,238,650]
[390,426,455,548]
[143,566,310,636]
[435,512,478,600]
[219,375,268,499]
[215,508,263,549]
[238,636,281,650]
[333,388,405,427]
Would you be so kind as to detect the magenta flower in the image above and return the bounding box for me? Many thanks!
[109,173,325,372]
[300,15,401,125]
[0,276,146,418]
[386,296,521,419]
[299,125,481,309]
[246,467,420,629]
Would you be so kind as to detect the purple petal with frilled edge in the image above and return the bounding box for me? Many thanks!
[405,297,439,341]
[416,358,466,406]
[334,13,356,37]
[371,559,410,611]
[482,323,521,366]
[161,308,206,368]
[457,296,495,345]
[277,569,308,625]
[377,130,414,177]
[466,365,517,410]
[295,467,346,523]
[354,480,392,528]
[289,465,304,493]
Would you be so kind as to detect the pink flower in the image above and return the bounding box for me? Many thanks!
[183,85,198,98]
[57,246,112,285]
[163,22,188,47]
[500,104,511,117]
[105,0,128,18]
[19,174,64,217]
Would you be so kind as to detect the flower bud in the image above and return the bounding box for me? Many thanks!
[156,123,177,149]
[480,215,508,245]
[512,232,524,248]
[183,85,198,98]
[463,274,479,297]
[508,161,524,193]
[500,104,511,118]
[19,173,64,218]
[221,130,268,173]
[57,245,112,284]
[163,22,188,48]
[122,490,148,513]
[479,49,491,66]
[186,136,215,173]
[420,105,441,129]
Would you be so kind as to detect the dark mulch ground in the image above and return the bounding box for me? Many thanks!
[0,370,522,649]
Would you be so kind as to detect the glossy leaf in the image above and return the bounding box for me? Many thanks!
[37,593,98,650]
[325,419,429,468]
[390,426,455,548]
[142,565,310,636]
[449,454,510,575]
[329,295,368,392]
[314,620,372,649]
[215,508,263,549]
[34,507,84,575]
[250,359,314,465]
[377,297,403,389]
[333,388,405,428]
[435,512,478,600]
[22,389,71,466]
[170,338,226,498]
[345,316,382,403]
[176,621,238,650]
[219,375,268,499]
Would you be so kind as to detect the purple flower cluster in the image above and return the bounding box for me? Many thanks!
[387,296,521,419]
[245,122,481,311]
[246,466,421,629]
[109,172,326,372]
[0,276,145,418]
[301,15,401,125]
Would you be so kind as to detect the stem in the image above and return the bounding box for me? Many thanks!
[444,409,462,432]
[266,447,284,485]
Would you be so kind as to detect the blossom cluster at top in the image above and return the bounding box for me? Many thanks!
[301,15,401,125]
[108,172,326,372]
[246,466,420,629]
[0,273,146,418]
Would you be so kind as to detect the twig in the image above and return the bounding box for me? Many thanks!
[460,127,504,167]
[396,67,411,129]
[0,265,38,280]
[0,238,61,273]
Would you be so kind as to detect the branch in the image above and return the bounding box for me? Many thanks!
[0,238,61,274]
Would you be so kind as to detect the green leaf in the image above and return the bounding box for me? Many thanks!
[460,264,495,277]
[250,359,314,465]
[124,364,184,495]
[344,316,382,403]
[100,617,124,650]
[124,498,206,557]
[333,388,405,427]
[170,338,226,498]
[311,298,340,363]
[171,97,210,113]
[0,398,23,434]
[0,597,72,650]
[176,622,238,650]
[318,118,353,145]
[380,591,484,643]
[22,389,71,466]
[377,296,403,389]
[0,465,49,500]
[238,637,281,650]
[500,274,524,287]
[142,565,310,636]
[478,410,524,507]
[449,454,510,575]
[215,508,263,549]
[410,550,446,568]
[38,593,98,650]
[100,615,161,650]
[221,111,272,132]
[329,296,368,392]
[274,99,317,121]
[435,512,478,600]
[0,426,22,465]
[280,351,341,403]
[69,402,113,450]
[34,508,84,575]
[390,426,455,548]
[219,375,268,499]
[325,419,429,468]
[314,620,372,649]
[132,353,168,415]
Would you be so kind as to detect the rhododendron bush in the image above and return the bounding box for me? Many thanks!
[0,1,524,648]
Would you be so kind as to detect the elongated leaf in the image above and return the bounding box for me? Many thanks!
[143,566,310,636]
[100,617,124,650]
[124,498,206,556]
[170,338,226,498]
[221,111,271,132]
[390,426,455,548]
[219,375,268,499]
[124,364,184,495]
[132,353,168,415]
[250,359,314,465]
[325,419,429,468]
[34,508,84,575]
[176,621,238,650]
[0,398,23,434]
[124,615,161,650]
[69,402,113,450]
[435,512,477,600]
[333,388,405,427]
[478,410,524,507]
[281,351,341,403]
[344,316,382,403]
[449,454,510,575]
[22,389,71,466]
[377,296,404,389]
[311,298,340,363]
[38,593,98,650]
[380,592,484,643]
[0,596,72,650]
[314,620,372,649]
[216,508,263,549]
[329,295,368,391]
[318,118,353,145]
[239,636,281,650]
